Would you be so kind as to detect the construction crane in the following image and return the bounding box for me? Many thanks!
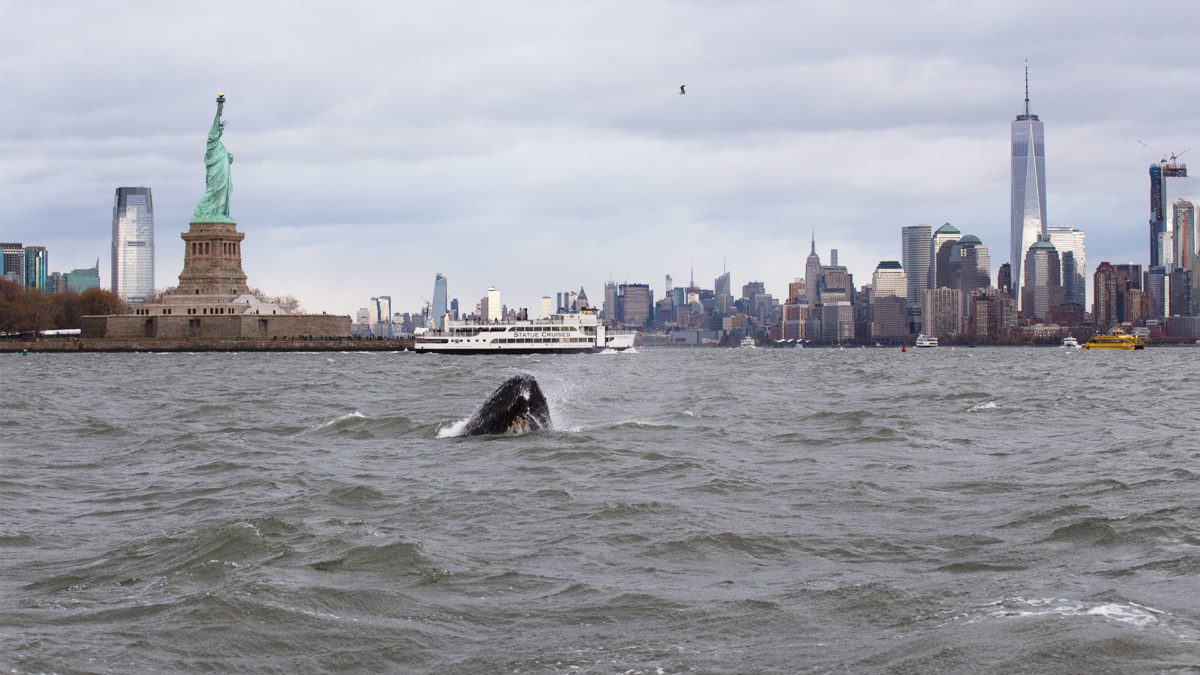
[1138,140,1190,167]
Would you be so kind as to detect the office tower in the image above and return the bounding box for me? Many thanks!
[787,279,804,304]
[577,287,590,311]
[997,263,1012,295]
[539,296,553,318]
[47,272,66,294]
[1,243,24,284]
[370,296,392,336]
[971,290,1017,339]
[1093,262,1121,328]
[870,261,908,339]
[1045,225,1086,307]
[1146,266,1167,318]
[1173,201,1196,308]
[1169,269,1192,317]
[820,301,854,343]
[870,261,907,300]
[922,288,962,337]
[830,249,838,267]
[111,187,155,304]
[1150,159,1194,269]
[1111,264,1142,290]
[431,273,448,330]
[819,266,850,303]
[65,261,101,292]
[952,235,991,316]
[781,302,805,340]
[902,225,931,309]
[1011,66,1047,311]
[665,275,673,295]
[603,281,618,322]
[930,223,960,288]
[1021,240,1062,322]
[805,233,822,304]
[714,271,731,315]
[618,283,652,327]
[742,281,765,308]
[355,307,370,325]
[486,287,501,322]
[23,246,47,290]
[450,298,459,320]
[671,286,686,309]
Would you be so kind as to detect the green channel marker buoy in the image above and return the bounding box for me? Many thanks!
[21,349,28,356]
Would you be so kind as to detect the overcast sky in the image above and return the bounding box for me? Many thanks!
[2,1,1197,316]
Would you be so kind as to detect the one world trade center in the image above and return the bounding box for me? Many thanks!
[1010,66,1047,312]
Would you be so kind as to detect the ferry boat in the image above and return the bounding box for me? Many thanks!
[1082,329,1145,351]
[413,309,636,354]
[740,335,756,349]
[1062,336,1080,349]
[915,334,938,348]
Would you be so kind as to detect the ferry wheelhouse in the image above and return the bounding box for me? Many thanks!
[413,309,636,354]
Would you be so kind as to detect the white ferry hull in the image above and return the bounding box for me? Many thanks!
[412,311,636,354]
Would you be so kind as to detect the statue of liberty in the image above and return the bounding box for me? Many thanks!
[192,93,234,222]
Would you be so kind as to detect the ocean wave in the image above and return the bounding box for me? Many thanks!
[307,411,366,432]
[969,597,1173,630]
[305,411,422,438]
[642,532,790,560]
[305,540,434,574]
[966,401,998,412]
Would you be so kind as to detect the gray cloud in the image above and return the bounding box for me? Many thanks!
[1,0,1196,314]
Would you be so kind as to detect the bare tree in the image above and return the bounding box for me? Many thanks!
[249,287,302,313]
[144,286,178,303]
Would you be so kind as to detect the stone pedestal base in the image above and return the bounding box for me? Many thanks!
[178,221,249,296]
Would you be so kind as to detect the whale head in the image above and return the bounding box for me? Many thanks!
[462,374,551,436]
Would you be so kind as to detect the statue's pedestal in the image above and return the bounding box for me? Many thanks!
[178,221,249,296]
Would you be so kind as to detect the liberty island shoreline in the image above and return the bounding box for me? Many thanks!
[0,337,410,353]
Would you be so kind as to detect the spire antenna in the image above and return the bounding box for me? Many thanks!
[1024,60,1030,117]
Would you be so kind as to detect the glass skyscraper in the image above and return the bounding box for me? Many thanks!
[1010,68,1047,312]
[1045,225,1086,307]
[431,273,448,330]
[23,246,47,290]
[901,225,931,310]
[1150,160,1193,269]
[111,187,155,304]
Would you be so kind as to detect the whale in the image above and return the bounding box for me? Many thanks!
[462,374,551,435]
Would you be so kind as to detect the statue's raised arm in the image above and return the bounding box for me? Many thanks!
[192,93,235,223]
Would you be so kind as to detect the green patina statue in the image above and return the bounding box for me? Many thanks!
[192,93,235,223]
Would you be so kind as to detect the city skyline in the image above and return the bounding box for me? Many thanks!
[2,2,1196,316]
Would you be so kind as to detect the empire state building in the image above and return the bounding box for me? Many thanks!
[1010,66,1047,312]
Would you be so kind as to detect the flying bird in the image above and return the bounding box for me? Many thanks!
[679,84,686,95]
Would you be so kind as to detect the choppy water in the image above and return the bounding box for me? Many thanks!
[3,347,1199,673]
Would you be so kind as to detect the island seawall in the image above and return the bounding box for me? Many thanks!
[1,338,413,353]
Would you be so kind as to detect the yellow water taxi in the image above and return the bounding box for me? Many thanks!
[1082,329,1146,350]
